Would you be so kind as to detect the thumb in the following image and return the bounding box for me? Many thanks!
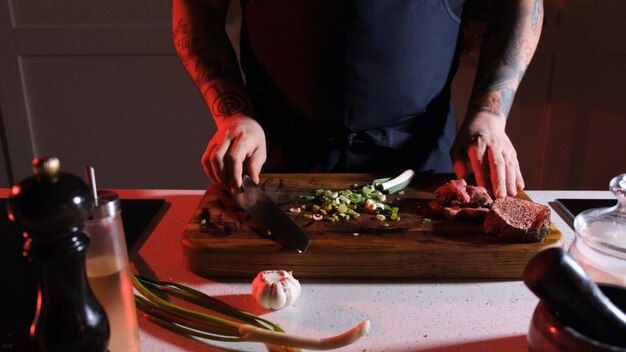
[453,159,471,181]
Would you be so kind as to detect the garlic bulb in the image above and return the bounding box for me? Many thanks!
[251,270,301,310]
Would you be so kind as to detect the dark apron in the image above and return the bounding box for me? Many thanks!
[240,0,462,173]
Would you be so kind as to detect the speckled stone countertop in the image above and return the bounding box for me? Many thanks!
[116,189,611,352]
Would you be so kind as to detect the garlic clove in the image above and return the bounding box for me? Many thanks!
[251,270,301,310]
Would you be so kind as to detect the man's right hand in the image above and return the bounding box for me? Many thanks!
[173,0,263,192]
[202,115,267,194]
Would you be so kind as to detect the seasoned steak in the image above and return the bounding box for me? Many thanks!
[484,197,551,243]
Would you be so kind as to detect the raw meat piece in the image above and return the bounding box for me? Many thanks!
[429,179,493,221]
[433,182,456,205]
[450,179,471,204]
[466,186,493,208]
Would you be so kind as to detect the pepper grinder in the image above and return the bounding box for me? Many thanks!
[7,157,110,351]
[524,247,626,347]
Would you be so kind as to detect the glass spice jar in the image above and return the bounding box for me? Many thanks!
[569,174,626,286]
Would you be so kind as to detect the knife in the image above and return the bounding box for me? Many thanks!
[234,175,310,253]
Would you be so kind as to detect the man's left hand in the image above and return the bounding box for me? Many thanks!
[450,112,524,198]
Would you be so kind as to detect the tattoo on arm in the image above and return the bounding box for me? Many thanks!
[206,85,248,117]
[472,88,516,117]
[500,89,516,116]
[468,0,542,119]
[532,0,544,34]
[172,14,249,118]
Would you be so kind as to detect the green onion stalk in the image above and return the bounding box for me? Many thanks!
[132,274,370,351]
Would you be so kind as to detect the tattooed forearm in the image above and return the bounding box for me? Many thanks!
[172,4,252,120]
[467,0,543,119]
[172,16,238,89]
[173,19,211,67]
[472,89,516,117]
[206,85,248,117]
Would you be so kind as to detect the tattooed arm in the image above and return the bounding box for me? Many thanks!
[173,0,266,193]
[450,0,543,197]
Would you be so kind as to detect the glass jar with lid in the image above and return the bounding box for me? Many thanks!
[569,173,626,286]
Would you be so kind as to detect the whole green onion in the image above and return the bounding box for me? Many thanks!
[132,274,369,350]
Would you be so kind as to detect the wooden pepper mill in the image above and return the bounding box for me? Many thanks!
[7,157,110,351]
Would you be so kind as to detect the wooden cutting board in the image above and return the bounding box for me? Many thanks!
[182,173,563,279]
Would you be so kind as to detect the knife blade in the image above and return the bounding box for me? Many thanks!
[234,176,310,253]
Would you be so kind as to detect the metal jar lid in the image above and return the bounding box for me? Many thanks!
[89,190,121,219]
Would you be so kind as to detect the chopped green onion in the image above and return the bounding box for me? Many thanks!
[295,172,412,225]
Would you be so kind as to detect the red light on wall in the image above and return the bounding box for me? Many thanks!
[10,184,20,196]
[30,290,43,337]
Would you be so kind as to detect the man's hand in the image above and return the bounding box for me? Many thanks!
[173,0,261,189]
[450,112,524,198]
[453,0,542,197]
[202,115,267,194]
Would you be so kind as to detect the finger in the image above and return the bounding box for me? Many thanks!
[468,143,489,190]
[210,137,232,186]
[450,144,471,180]
[453,159,471,181]
[488,148,507,198]
[505,156,518,197]
[226,150,244,194]
[225,139,246,194]
[226,156,242,194]
[516,164,525,191]
[245,146,267,185]
[222,145,242,194]
[202,142,219,183]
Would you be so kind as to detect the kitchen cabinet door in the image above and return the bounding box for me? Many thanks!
[0,0,241,189]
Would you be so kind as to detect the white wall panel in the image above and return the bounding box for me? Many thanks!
[21,55,212,189]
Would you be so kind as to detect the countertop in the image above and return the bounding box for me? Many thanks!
[120,189,610,352]
[2,188,612,351]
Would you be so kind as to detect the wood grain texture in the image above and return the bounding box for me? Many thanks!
[182,173,563,279]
